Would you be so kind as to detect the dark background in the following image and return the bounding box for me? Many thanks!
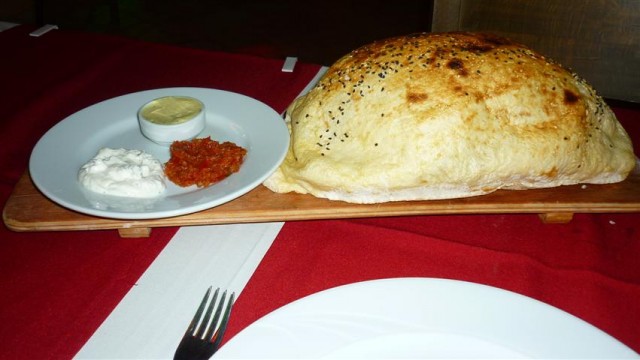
[4,0,637,103]
[2,0,434,65]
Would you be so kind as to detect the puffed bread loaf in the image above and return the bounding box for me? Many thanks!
[264,32,635,203]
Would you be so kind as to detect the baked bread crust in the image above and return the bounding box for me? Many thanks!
[264,32,636,203]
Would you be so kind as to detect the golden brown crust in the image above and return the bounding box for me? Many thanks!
[264,32,636,203]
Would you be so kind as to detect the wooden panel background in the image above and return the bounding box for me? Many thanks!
[432,0,640,103]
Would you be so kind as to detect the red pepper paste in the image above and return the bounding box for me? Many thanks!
[165,137,247,187]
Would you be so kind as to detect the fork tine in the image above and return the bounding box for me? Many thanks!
[204,290,226,341]
[186,286,212,335]
[194,287,219,339]
[211,292,235,350]
[174,287,235,360]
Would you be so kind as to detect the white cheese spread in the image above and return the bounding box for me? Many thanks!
[78,148,166,198]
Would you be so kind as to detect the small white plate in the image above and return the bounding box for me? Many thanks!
[215,278,638,358]
[29,87,289,219]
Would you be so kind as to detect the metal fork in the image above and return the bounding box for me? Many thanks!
[174,287,235,360]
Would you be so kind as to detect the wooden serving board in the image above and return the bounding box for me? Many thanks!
[4,168,640,237]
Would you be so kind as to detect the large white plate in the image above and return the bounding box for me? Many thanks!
[215,278,638,358]
[29,87,289,219]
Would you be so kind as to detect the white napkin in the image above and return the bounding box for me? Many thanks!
[75,222,283,359]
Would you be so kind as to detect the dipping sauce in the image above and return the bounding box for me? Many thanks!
[138,95,206,145]
[139,96,203,125]
[164,137,247,187]
[78,148,166,197]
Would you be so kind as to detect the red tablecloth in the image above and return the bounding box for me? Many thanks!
[1,25,639,359]
[226,213,640,353]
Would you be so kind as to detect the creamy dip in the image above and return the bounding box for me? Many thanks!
[78,148,166,198]
[139,96,203,125]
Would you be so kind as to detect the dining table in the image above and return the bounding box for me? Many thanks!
[1,23,640,359]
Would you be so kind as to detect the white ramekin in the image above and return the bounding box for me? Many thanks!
[138,96,206,146]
